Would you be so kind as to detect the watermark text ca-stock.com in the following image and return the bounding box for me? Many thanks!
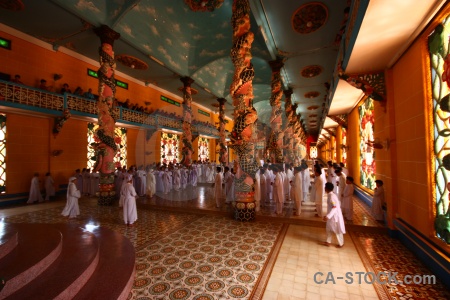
[313,272,436,285]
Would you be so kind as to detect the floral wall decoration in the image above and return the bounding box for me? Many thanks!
[429,16,450,244]
[359,97,376,190]
[161,132,180,164]
[87,123,127,169]
[342,127,347,164]
[53,109,71,136]
[198,136,209,162]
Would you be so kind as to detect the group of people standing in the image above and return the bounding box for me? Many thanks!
[27,172,55,204]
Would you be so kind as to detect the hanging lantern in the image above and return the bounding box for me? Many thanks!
[310,145,318,159]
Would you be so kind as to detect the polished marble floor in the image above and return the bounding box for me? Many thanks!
[1,184,448,299]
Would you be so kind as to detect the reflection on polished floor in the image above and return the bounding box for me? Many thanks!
[1,183,449,299]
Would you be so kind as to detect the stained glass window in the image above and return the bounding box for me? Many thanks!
[0,114,6,193]
[198,137,209,162]
[87,123,127,169]
[161,132,179,164]
[359,97,376,190]
[342,127,347,164]
[429,16,450,244]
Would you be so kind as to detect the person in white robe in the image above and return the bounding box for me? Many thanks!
[223,167,231,199]
[322,182,346,248]
[301,165,311,202]
[260,168,266,205]
[197,163,204,183]
[273,167,284,215]
[122,174,138,226]
[214,166,223,208]
[286,165,294,201]
[146,168,156,198]
[173,167,181,191]
[181,167,188,189]
[90,171,100,197]
[207,164,215,183]
[155,167,164,192]
[162,168,171,194]
[225,169,235,203]
[82,168,91,196]
[61,177,80,218]
[114,167,124,198]
[254,169,261,212]
[136,167,146,197]
[44,172,55,201]
[313,168,325,217]
[264,166,272,203]
[341,176,355,220]
[284,166,293,202]
[190,166,198,187]
[326,161,334,183]
[335,168,346,203]
[371,179,385,221]
[27,173,43,204]
[292,167,303,216]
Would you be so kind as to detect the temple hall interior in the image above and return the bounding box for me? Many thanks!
[0,0,449,299]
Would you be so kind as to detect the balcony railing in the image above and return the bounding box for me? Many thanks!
[0,80,219,138]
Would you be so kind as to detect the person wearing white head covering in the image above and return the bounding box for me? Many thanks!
[181,167,188,189]
[122,174,138,226]
[27,172,43,204]
[61,176,81,218]
[146,167,156,198]
[173,167,181,191]
[190,165,198,187]
[162,168,171,194]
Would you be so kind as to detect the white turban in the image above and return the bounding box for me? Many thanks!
[69,176,77,183]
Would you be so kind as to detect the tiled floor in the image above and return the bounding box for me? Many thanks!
[1,184,449,299]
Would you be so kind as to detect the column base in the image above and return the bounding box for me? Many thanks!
[233,200,256,221]
[97,191,116,206]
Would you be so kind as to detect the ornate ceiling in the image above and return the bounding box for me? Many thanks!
[1,0,441,140]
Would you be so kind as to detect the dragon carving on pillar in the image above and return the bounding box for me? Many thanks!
[180,77,194,167]
[229,0,259,221]
[92,25,120,206]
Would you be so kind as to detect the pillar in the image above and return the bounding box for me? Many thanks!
[229,0,259,221]
[268,58,284,163]
[180,76,195,167]
[217,97,228,164]
[92,25,120,206]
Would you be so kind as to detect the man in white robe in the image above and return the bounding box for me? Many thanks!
[225,169,235,203]
[162,168,171,194]
[273,167,284,215]
[335,168,346,203]
[301,165,311,202]
[190,165,198,187]
[223,167,231,199]
[61,177,80,218]
[214,166,223,208]
[181,167,188,189]
[342,176,355,221]
[146,168,156,198]
[254,169,261,212]
[27,173,43,204]
[260,168,266,206]
[292,167,303,216]
[173,167,181,191]
[371,179,385,221]
[264,166,272,203]
[313,168,325,217]
[45,172,55,201]
[340,162,349,177]
[326,161,334,183]
[122,174,138,226]
[322,182,346,248]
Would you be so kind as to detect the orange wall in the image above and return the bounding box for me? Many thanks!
[0,27,235,194]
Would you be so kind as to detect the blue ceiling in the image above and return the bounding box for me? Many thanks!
[0,0,362,136]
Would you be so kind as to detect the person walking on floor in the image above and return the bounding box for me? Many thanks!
[322,182,346,248]
[122,174,138,226]
[61,177,81,218]
[27,173,43,204]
